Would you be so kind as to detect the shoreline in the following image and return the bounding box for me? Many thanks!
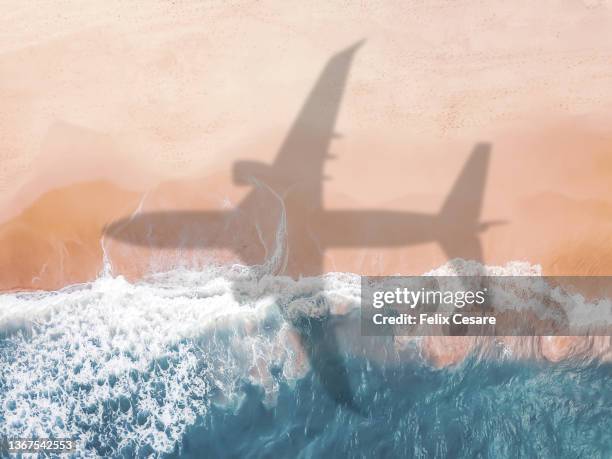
[2,261,610,369]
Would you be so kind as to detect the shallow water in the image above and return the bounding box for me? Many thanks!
[0,263,610,458]
[181,359,612,459]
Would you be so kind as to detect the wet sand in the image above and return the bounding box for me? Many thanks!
[2,122,612,291]
[2,1,612,365]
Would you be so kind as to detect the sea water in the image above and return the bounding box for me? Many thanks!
[0,262,610,458]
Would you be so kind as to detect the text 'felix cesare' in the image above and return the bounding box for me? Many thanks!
[369,286,496,327]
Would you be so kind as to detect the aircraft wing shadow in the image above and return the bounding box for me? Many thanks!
[104,43,505,411]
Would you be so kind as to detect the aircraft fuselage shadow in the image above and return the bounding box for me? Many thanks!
[105,42,503,412]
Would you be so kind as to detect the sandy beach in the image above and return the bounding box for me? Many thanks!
[1,2,612,370]
[1,6,612,455]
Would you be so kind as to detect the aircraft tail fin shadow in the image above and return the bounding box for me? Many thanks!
[439,143,491,224]
[436,143,492,265]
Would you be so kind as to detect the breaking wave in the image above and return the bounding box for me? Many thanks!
[0,260,610,457]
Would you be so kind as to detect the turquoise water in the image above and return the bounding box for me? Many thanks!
[1,270,610,458]
[178,359,611,458]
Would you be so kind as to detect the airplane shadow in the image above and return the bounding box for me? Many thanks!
[104,42,504,413]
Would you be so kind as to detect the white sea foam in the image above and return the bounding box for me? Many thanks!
[0,263,360,456]
[0,259,609,456]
